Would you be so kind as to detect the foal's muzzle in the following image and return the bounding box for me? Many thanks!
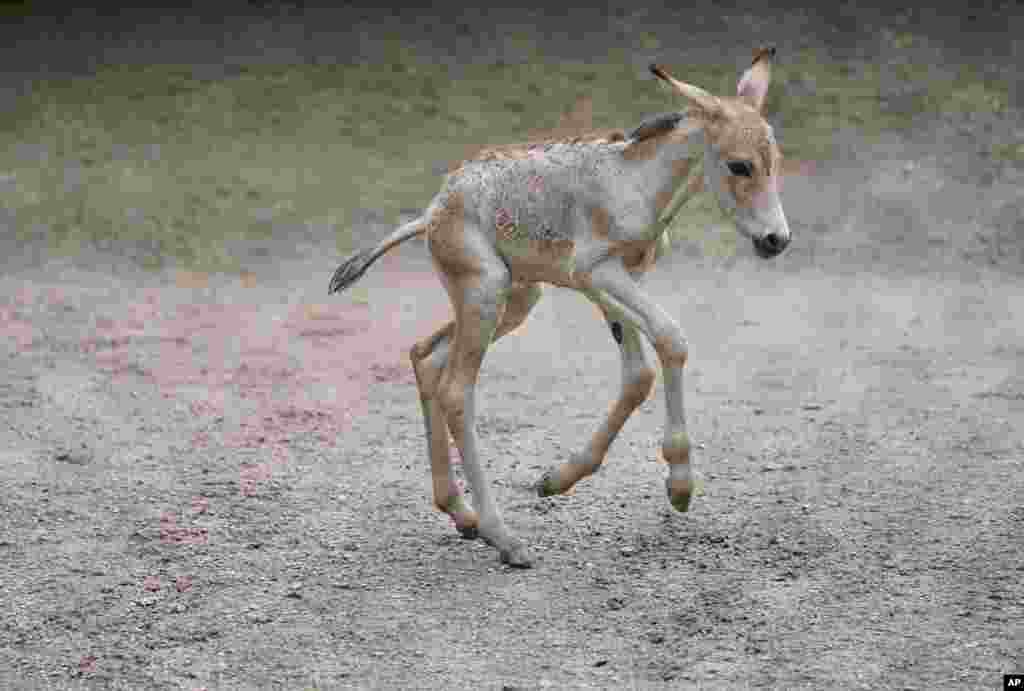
[752,231,789,259]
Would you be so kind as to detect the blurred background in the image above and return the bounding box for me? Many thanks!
[0,0,1021,277]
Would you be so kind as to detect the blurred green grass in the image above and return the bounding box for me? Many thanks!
[0,37,1013,271]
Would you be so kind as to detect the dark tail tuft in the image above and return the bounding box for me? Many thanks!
[328,249,375,295]
[328,214,428,295]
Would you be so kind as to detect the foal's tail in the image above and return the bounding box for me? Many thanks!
[327,214,430,295]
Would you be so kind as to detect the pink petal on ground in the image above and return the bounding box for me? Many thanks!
[14,286,34,306]
[46,287,67,306]
[1,317,37,349]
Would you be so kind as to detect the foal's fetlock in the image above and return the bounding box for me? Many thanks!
[662,431,695,512]
[536,467,565,497]
[438,495,479,539]
[536,453,594,497]
[477,519,533,568]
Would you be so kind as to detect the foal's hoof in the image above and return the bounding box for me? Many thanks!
[536,468,562,497]
[480,532,534,568]
[500,540,534,569]
[665,477,693,513]
[450,508,480,540]
[457,524,479,540]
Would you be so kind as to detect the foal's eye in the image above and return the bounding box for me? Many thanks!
[727,161,754,177]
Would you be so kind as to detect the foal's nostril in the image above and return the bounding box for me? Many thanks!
[753,232,788,258]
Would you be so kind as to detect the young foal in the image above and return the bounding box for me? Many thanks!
[329,48,791,567]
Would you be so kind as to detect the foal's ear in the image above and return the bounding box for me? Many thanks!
[650,63,723,117]
[736,46,775,112]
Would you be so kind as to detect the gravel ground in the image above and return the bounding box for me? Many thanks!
[1,3,1022,689]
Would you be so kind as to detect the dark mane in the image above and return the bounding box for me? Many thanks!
[628,112,684,141]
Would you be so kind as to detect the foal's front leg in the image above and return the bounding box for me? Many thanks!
[537,300,656,496]
[575,259,695,511]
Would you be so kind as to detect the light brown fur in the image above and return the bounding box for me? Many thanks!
[425,192,478,276]
[588,204,612,240]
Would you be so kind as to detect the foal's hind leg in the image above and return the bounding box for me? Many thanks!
[410,322,479,538]
[410,283,541,548]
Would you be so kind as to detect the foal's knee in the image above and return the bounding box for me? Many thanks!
[653,326,688,369]
[622,366,656,408]
[617,325,656,407]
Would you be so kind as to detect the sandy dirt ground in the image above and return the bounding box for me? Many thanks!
[2,3,1023,690]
